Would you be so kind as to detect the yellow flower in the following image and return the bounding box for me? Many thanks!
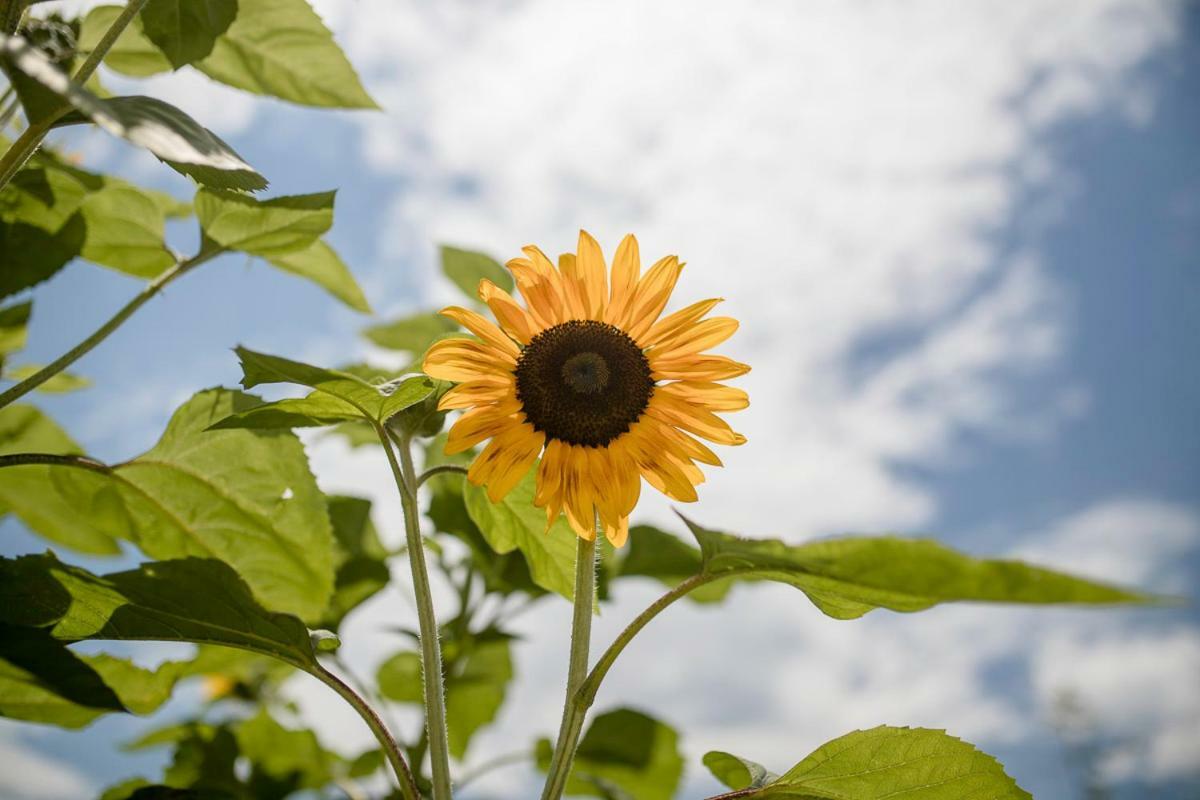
[423,231,749,547]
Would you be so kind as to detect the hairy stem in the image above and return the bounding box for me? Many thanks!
[539,526,598,800]
[0,248,222,411]
[307,663,419,800]
[0,452,109,471]
[380,427,453,800]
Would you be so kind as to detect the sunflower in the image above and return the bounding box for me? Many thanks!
[423,231,749,547]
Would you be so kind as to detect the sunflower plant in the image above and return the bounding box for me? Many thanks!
[0,2,1159,800]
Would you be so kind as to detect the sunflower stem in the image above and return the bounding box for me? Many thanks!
[540,521,599,800]
[380,428,453,800]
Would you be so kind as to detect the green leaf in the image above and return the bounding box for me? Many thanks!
[0,165,87,298]
[446,635,513,758]
[3,364,90,393]
[376,651,422,703]
[756,726,1031,799]
[463,469,578,602]
[0,300,31,354]
[619,525,731,604]
[0,24,75,124]
[0,404,123,555]
[363,312,457,354]
[196,0,379,109]
[235,709,334,791]
[264,239,371,313]
[562,708,684,800]
[141,0,238,69]
[441,245,513,300]
[703,751,776,791]
[683,516,1151,620]
[0,37,268,191]
[78,180,176,277]
[318,495,389,631]
[101,388,335,620]
[196,189,333,255]
[0,552,319,669]
[215,347,435,427]
[79,6,172,77]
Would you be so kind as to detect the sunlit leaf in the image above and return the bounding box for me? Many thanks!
[141,0,238,69]
[79,6,172,77]
[441,245,513,300]
[618,525,731,604]
[363,312,457,354]
[702,751,776,791]
[215,347,434,427]
[376,651,422,703]
[0,165,87,298]
[78,180,176,277]
[683,516,1151,620]
[196,0,379,109]
[0,300,31,355]
[0,552,319,669]
[264,239,371,313]
[463,469,578,602]
[0,404,123,555]
[752,726,1031,799]
[196,189,333,255]
[551,708,684,800]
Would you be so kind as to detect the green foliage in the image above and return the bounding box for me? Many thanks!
[442,244,513,299]
[0,552,319,668]
[463,469,579,601]
[618,524,731,603]
[683,515,1149,619]
[140,0,238,70]
[264,239,372,313]
[553,708,685,800]
[194,0,379,109]
[319,495,390,631]
[445,633,514,758]
[79,6,172,77]
[2,363,90,393]
[0,300,31,354]
[364,311,458,355]
[742,726,1032,799]
[377,651,422,703]
[703,751,776,791]
[196,189,333,254]
[216,347,434,428]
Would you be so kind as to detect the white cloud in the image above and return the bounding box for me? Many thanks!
[0,727,91,800]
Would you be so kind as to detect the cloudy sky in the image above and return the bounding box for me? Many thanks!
[2,1,1198,798]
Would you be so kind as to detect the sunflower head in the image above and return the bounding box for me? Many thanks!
[423,231,749,547]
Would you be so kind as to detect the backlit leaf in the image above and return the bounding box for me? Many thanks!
[318,495,389,631]
[196,0,378,109]
[556,708,684,800]
[141,0,238,69]
[3,364,90,393]
[235,709,334,791]
[683,516,1151,620]
[463,469,578,601]
[441,245,513,300]
[0,300,31,354]
[363,312,457,354]
[264,239,371,313]
[618,525,731,604]
[376,651,422,703]
[196,189,333,256]
[703,751,776,791]
[79,6,172,77]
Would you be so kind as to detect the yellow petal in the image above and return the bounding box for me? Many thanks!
[623,255,683,341]
[423,338,514,382]
[641,297,723,348]
[468,423,545,503]
[651,354,751,382]
[576,230,608,319]
[439,306,520,357]
[646,391,747,446]
[658,380,750,412]
[649,317,739,360]
[507,258,564,329]
[603,515,630,547]
[605,234,640,325]
[624,424,699,502]
[556,253,589,319]
[478,280,539,343]
[437,378,513,410]
[444,399,523,454]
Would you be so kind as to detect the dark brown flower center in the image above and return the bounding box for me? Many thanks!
[515,320,654,447]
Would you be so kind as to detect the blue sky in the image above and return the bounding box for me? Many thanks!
[2,1,1198,798]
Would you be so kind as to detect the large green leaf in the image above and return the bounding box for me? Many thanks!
[317,495,389,632]
[141,0,238,70]
[100,388,335,620]
[0,404,123,555]
[752,727,1031,799]
[548,708,684,800]
[463,469,578,602]
[265,239,371,313]
[79,6,172,77]
[363,312,457,355]
[0,36,267,191]
[212,347,434,428]
[0,552,318,669]
[78,179,176,277]
[0,625,187,728]
[0,300,31,355]
[196,189,333,255]
[618,525,731,603]
[376,651,422,703]
[683,516,1150,620]
[196,0,378,109]
[441,245,513,300]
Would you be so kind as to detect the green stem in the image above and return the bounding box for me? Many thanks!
[0,0,149,191]
[380,427,453,800]
[0,452,109,471]
[539,527,598,800]
[415,463,468,488]
[0,248,222,411]
[307,663,420,800]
